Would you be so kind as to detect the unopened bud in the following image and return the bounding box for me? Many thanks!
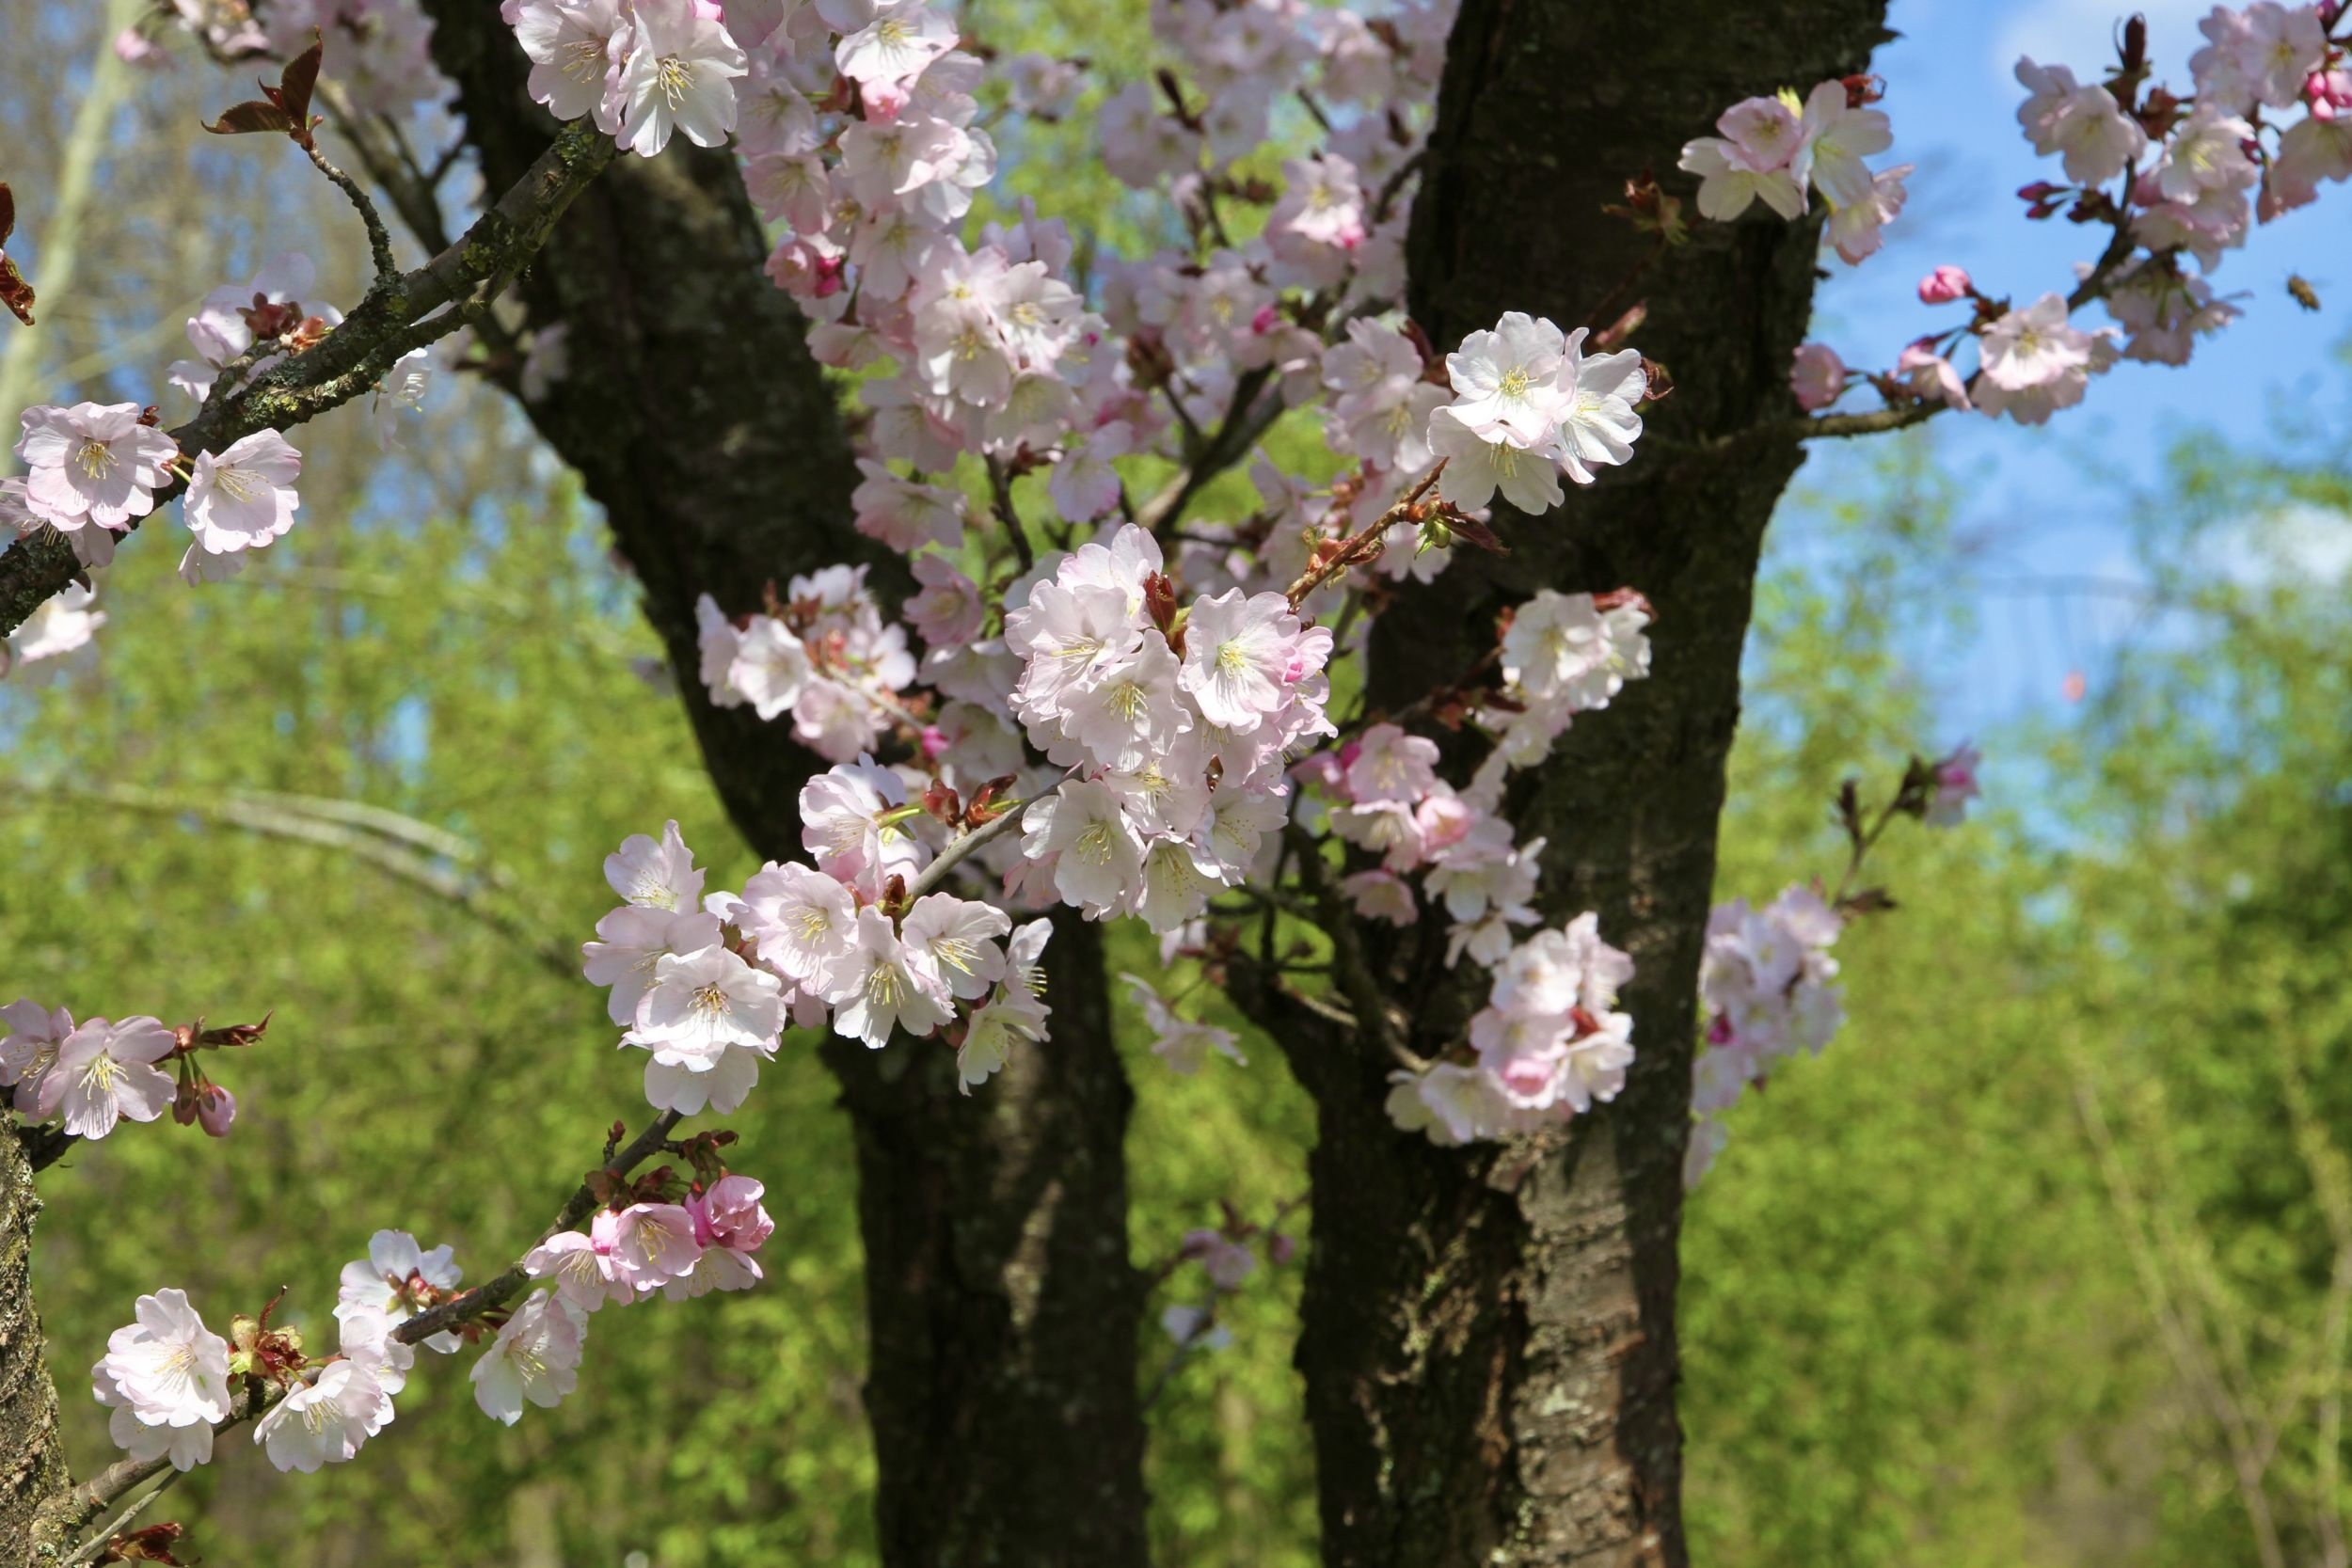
[196,1085,236,1137]
[1916,264,1972,304]
[171,1081,200,1126]
[197,1011,272,1049]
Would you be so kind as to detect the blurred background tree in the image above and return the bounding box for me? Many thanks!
[7,0,2352,1561]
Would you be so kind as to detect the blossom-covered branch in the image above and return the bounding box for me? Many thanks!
[0,114,613,639]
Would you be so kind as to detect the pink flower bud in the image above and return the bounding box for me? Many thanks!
[196,1085,236,1137]
[1268,1232,1297,1266]
[1788,342,1848,412]
[1916,265,1972,304]
[171,1080,200,1126]
[113,27,166,66]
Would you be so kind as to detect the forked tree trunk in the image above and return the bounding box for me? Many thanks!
[1253,4,1893,1563]
[421,12,1149,1564]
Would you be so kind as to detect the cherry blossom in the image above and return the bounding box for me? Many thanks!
[0,999,71,1101]
[14,403,178,533]
[602,1201,705,1292]
[184,431,302,556]
[583,905,723,1026]
[605,818,707,911]
[371,349,434,451]
[507,0,632,134]
[523,1229,636,1313]
[1926,742,1983,827]
[471,1291,588,1424]
[337,1228,465,1354]
[1918,265,1973,304]
[2015,58,2147,185]
[3,582,104,676]
[34,1016,177,1139]
[1123,974,1246,1075]
[97,1365,214,1473]
[824,906,954,1049]
[1975,293,2105,426]
[616,0,748,156]
[100,1289,232,1432]
[665,1175,773,1298]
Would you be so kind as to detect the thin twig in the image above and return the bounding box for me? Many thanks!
[904,780,1071,903]
[1281,458,1446,609]
[393,1109,685,1347]
[304,139,397,284]
[985,454,1035,574]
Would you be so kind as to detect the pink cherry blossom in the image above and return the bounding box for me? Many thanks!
[184,430,301,554]
[14,403,179,532]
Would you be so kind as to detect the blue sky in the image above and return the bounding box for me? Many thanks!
[1781,0,2348,736]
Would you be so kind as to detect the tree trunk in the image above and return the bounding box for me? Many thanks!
[421,14,1150,1564]
[1263,4,1893,1563]
[0,1130,68,1568]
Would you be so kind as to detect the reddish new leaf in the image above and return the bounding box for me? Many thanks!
[277,34,323,127]
[201,33,325,148]
[201,100,299,137]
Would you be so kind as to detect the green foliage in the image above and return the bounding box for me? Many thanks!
[4,460,882,1562]
[1682,417,2352,1568]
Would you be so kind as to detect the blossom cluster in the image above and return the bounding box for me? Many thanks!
[506,0,1490,559]
[1388,915,1638,1144]
[1007,524,1329,929]
[1769,5,2351,428]
[583,817,1054,1099]
[1684,886,1847,1187]
[1678,77,1911,263]
[6,400,303,587]
[693,565,917,761]
[1427,312,1648,515]
[89,1187,777,1478]
[1685,745,1981,1188]
[1,1004,249,1140]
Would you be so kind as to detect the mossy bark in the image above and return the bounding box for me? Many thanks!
[0,1131,67,1568]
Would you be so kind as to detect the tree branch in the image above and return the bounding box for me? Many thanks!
[0,119,615,641]
[1134,367,1283,532]
[302,140,397,285]
[903,783,1065,903]
[34,1103,686,1557]
[391,1108,684,1347]
[15,781,577,979]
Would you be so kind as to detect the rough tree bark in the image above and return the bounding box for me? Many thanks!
[1247,4,1894,1564]
[0,1131,67,1568]
[421,12,1150,1565]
